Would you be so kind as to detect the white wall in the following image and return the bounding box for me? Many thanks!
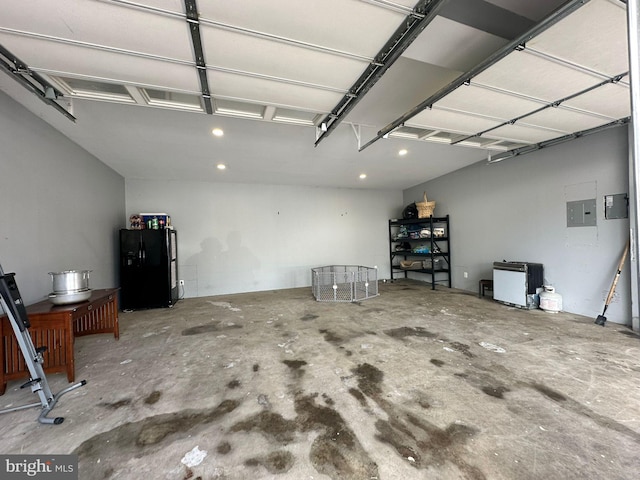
[126,180,402,297]
[405,126,631,325]
[0,91,125,305]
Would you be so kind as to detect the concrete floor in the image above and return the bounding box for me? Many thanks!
[1,279,639,479]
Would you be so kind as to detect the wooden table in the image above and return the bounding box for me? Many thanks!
[0,288,119,395]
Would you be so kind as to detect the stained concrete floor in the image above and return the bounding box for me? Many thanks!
[1,279,640,479]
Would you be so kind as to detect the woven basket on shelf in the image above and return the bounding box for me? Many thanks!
[400,260,423,270]
[415,192,436,218]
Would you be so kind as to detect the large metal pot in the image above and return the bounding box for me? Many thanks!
[48,289,92,305]
[48,270,91,294]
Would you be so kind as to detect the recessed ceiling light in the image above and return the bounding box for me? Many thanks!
[212,128,224,137]
[359,173,367,179]
[217,163,226,170]
[398,149,408,156]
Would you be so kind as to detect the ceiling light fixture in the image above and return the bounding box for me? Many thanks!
[398,149,408,156]
[217,163,226,170]
[359,173,367,179]
[212,128,224,137]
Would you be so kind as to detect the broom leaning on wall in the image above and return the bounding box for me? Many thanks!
[595,239,629,326]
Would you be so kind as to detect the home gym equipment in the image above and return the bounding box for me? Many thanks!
[0,263,86,424]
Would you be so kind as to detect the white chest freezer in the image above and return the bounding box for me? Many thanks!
[493,261,543,309]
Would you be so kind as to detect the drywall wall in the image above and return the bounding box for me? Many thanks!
[0,90,125,305]
[126,179,401,297]
[404,126,631,325]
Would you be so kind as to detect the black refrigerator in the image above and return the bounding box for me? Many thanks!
[119,228,178,310]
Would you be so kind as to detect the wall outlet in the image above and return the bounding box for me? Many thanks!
[179,279,185,286]
[463,272,468,278]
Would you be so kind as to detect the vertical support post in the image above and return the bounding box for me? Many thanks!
[389,220,394,282]
[628,0,640,331]
[430,215,435,290]
[447,215,452,288]
[365,269,369,299]
[351,271,355,302]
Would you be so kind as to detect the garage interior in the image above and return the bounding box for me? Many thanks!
[1,0,639,479]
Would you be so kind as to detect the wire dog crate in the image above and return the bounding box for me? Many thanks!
[311,265,378,302]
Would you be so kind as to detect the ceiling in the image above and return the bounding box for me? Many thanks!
[0,0,631,189]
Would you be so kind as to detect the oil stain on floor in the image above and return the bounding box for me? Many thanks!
[80,341,483,479]
[99,397,133,409]
[350,362,485,479]
[481,385,510,399]
[384,326,438,339]
[312,326,486,478]
[245,451,295,474]
[181,322,243,336]
[73,399,240,478]
[231,391,379,479]
[232,358,379,479]
[144,390,162,405]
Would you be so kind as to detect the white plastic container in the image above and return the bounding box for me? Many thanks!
[539,286,562,313]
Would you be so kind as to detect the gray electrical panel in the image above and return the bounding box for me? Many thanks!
[567,198,597,227]
[604,193,628,219]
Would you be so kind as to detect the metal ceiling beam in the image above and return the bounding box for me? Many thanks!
[359,0,592,152]
[314,0,450,147]
[0,44,75,122]
[184,0,213,114]
[107,0,375,63]
[452,71,629,146]
[486,117,630,163]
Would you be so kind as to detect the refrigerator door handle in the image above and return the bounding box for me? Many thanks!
[137,239,146,265]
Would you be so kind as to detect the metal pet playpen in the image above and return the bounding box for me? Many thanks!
[311,265,378,302]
